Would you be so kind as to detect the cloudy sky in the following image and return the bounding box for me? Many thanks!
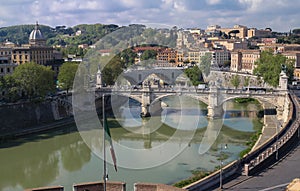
[1,0,299,32]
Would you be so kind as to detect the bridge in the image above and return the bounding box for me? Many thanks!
[95,85,289,120]
[94,67,290,120]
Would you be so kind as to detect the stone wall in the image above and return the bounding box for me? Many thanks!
[0,100,69,136]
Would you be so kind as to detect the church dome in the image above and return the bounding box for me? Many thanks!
[29,22,44,40]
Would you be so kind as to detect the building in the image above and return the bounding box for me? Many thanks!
[220,25,248,39]
[10,22,54,65]
[0,47,17,76]
[260,44,300,53]
[188,48,230,67]
[211,49,230,67]
[231,49,261,73]
[261,38,277,44]
[281,51,300,68]
[156,48,178,66]
[247,28,272,38]
[211,39,248,51]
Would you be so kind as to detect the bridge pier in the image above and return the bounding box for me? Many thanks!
[141,104,151,117]
[207,84,224,119]
[207,105,224,119]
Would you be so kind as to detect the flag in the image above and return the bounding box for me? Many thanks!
[104,113,117,172]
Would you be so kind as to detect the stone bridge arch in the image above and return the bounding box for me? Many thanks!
[221,95,277,109]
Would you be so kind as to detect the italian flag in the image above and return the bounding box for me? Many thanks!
[104,114,117,172]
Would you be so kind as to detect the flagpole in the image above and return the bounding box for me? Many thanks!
[102,93,107,191]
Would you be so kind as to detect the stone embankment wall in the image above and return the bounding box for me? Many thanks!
[0,100,71,137]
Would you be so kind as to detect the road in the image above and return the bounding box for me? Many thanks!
[212,89,300,191]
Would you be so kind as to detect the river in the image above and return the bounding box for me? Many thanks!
[0,96,262,191]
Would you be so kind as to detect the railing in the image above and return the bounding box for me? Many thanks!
[243,91,299,175]
[184,91,299,191]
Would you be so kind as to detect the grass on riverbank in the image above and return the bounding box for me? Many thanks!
[239,119,263,158]
[234,98,259,104]
[173,170,211,188]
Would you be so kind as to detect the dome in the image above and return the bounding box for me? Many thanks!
[29,22,44,40]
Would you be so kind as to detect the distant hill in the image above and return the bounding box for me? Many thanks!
[0,23,119,46]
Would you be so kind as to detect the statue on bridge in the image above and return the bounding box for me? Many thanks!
[281,64,287,73]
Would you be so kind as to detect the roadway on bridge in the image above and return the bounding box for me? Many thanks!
[214,141,300,191]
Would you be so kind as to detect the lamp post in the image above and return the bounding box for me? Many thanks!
[220,143,228,190]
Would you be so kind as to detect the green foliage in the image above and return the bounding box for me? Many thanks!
[292,29,300,35]
[239,130,262,158]
[200,53,212,76]
[253,50,294,87]
[173,170,210,188]
[0,24,55,45]
[140,50,157,61]
[231,75,240,89]
[234,98,258,104]
[11,62,55,100]
[244,76,250,87]
[58,62,79,92]
[184,66,203,86]
[102,54,125,85]
[120,48,137,67]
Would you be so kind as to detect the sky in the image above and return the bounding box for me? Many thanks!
[0,0,299,32]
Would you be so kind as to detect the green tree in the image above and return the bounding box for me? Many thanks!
[244,76,250,87]
[253,50,294,87]
[140,50,157,61]
[11,62,55,99]
[200,53,212,77]
[292,28,300,35]
[58,62,79,93]
[231,75,240,89]
[184,66,203,86]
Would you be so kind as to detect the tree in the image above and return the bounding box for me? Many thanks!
[140,50,157,61]
[58,62,79,93]
[231,75,240,89]
[244,76,250,87]
[200,53,212,77]
[12,62,55,99]
[253,50,294,87]
[184,66,203,86]
[292,28,300,35]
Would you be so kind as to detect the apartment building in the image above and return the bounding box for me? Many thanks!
[231,50,261,73]
[0,47,16,76]
[156,48,178,66]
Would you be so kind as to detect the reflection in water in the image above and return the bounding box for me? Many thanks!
[0,97,262,191]
[0,129,91,190]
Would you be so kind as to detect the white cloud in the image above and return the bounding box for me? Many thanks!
[0,0,299,31]
[205,0,221,5]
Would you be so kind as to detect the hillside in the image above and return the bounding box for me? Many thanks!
[0,23,119,46]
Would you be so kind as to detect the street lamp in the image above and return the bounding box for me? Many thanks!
[220,143,228,189]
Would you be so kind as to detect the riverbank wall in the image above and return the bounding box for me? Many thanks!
[0,99,72,139]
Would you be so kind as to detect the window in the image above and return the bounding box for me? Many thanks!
[7,68,10,73]
[0,68,3,73]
